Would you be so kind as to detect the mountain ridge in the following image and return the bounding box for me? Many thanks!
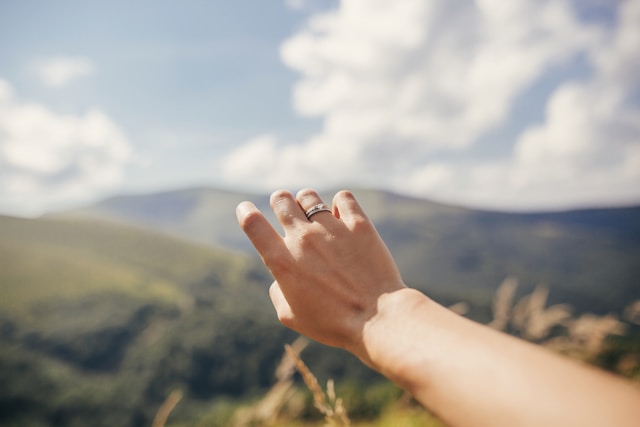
[49,186,640,247]
[46,186,640,315]
[2,187,640,426]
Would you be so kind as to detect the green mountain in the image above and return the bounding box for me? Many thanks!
[3,187,640,426]
[58,187,640,314]
[53,187,264,251]
[0,215,309,426]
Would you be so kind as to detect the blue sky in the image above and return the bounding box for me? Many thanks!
[0,0,638,216]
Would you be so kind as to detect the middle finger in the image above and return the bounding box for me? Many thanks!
[271,190,307,229]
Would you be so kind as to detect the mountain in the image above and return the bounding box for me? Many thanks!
[51,187,268,252]
[55,187,640,314]
[0,215,302,426]
[2,188,640,426]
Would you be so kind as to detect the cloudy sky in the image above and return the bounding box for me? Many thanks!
[0,0,638,216]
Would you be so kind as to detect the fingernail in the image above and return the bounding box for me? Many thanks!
[236,201,256,218]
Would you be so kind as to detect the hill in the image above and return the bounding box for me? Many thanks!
[3,187,640,426]
[51,187,265,251]
[56,187,640,315]
[0,215,323,426]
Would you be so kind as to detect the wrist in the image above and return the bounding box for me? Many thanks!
[356,288,443,389]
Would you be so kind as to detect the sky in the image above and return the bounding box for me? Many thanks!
[0,0,639,216]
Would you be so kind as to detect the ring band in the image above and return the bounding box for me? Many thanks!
[305,203,331,220]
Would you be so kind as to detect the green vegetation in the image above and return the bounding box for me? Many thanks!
[63,187,640,315]
[2,188,640,426]
[0,215,379,426]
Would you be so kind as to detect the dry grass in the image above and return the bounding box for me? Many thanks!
[231,337,350,426]
[232,279,640,427]
[240,280,639,426]
[152,389,183,427]
[488,277,518,331]
[233,337,309,427]
[546,313,627,360]
[624,300,640,325]
[482,278,638,368]
[284,345,350,426]
[447,302,469,316]
[510,284,573,341]
[233,338,443,426]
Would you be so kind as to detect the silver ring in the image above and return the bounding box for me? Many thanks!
[305,203,331,220]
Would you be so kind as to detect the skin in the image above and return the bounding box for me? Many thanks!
[236,188,640,427]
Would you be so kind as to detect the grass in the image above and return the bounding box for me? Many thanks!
[2,211,640,426]
[0,214,250,321]
[158,336,444,427]
[284,344,350,426]
[488,277,637,366]
[205,279,640,427]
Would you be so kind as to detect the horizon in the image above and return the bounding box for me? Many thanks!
[14,183,640,220]
[1,1,639,217]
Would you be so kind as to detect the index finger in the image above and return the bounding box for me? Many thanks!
[236,201,285,256]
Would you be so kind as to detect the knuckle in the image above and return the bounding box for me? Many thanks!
[350,213,370,229]
[296,226,324,249]
[350,215,375,235]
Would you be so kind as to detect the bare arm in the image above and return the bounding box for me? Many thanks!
[236,189,640,427]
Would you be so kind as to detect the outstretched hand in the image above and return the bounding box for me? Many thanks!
[236,189,406,355]
[236,188,640,427]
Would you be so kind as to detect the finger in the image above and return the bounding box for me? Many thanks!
[296,188,334,223]
[269,281,295,328]
[332,190,369,227]
[271,190,307,229]
[236,201,285,256]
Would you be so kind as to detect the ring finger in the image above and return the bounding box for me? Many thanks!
[296,188,334,223]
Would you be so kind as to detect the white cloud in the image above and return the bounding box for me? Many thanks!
[223,0,640,210]
[0,79,12,101]
[220,133,363,190]
[35,56,95,88]
[284,0,336,12]
[506,0,640,207]
[222,134,281,184]
[285,0,306,11]
[0,78,132,216]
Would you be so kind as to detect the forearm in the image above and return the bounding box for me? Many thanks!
[360,288,640,427]
[237,189,640,427]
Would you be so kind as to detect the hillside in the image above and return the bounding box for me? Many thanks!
[3,188,640,426]
[56,187,640,315]
[52,187,266,251]
[0,215,310,426]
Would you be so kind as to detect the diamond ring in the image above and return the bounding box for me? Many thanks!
[305,203,331,220]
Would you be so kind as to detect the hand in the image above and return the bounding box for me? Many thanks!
[236,189,406,354]
[237,189,640,427]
